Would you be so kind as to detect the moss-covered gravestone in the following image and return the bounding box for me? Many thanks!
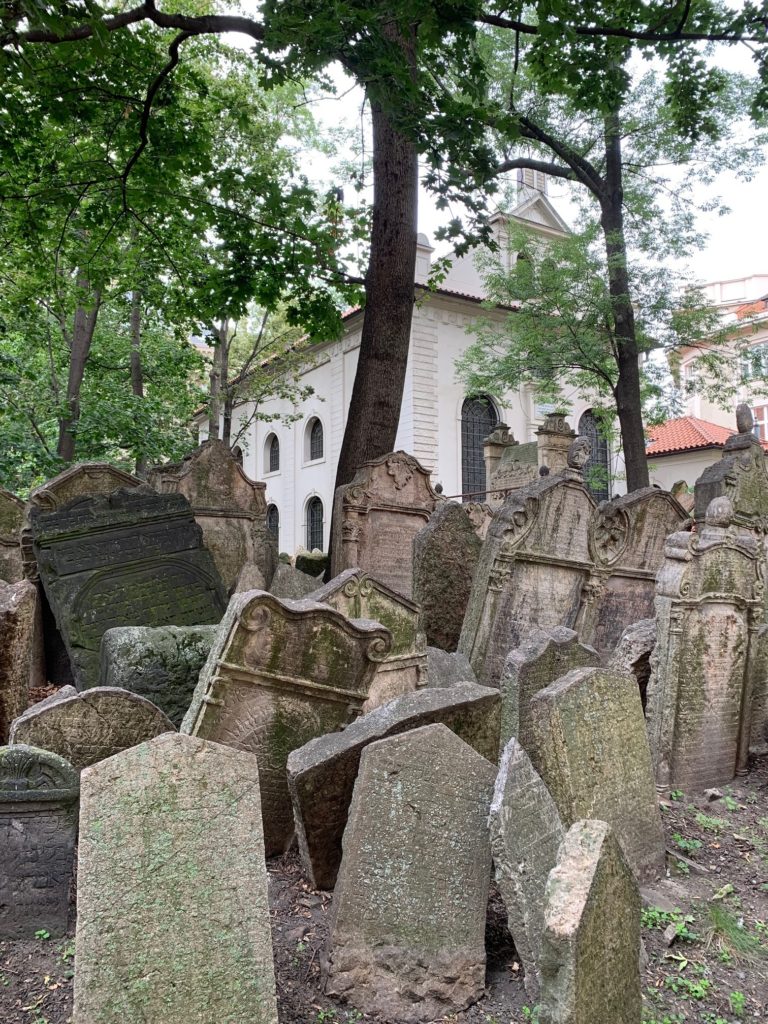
[183,591,391,855]
[0,486,24,583]
[74,733,278,1024]
[0,744,79,939]
[324,724,495,1022]
[0,580,37,742]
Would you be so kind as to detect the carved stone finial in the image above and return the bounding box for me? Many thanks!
[736,403,754,435]
[567,436,591,471]
[705,495,733,528]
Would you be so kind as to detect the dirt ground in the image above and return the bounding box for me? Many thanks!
[2,755,767,1024]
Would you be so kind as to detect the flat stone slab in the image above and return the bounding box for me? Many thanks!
[288,681,501,889]
[74,733,277,1024]
[10,687,175,771]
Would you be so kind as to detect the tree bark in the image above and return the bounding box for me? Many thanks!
[56,277,102,462]
[207,323,223,441]
[130,288,147,476]
[219,320,232,446]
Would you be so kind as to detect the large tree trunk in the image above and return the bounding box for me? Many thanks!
[207,323,223,441]
[130,288,147,476]
[220,320,233,446]
[57,277,102,462]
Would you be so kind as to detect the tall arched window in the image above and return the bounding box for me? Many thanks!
[461,396,498,500]
[306,496,324,550]
[266,504,279,542]
[305,417,324,462]
[265,434,280,474]
[578,409,610,502]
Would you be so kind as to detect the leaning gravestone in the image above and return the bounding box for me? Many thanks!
[413,501,482,652]
[610,618,656,712]
[0,744,79,939]
[0,580,37,742]
[269,561,319,599]
[426,645,477,687]
[539,819,641,1024]
[749,624,768,756]
[0,486,24,583]
[529,666,665,883]
[99,624,217,726]
[325,724,495,1022]
[183,591,391,855]
[500,627,600,755]
[74,733,278,1024]
[288,681,500,889]
[330,450,439,599]
[10,687,175,772]
[31,487,226,689]
[489,739,565,1000]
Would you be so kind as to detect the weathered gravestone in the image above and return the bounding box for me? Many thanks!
[269,561,320,599]
[183,591,391,855]
[646,496,764,792]
[0,486,24,583]
[288,681,500,889]
[99,624,217,726]
[74,733,278,1024]
[610,618,656,713]
[413,501,482,652]
[426,645,477,687]
[749,624,768,756]
[539,819,641,1024]
[330,450,439,599]
[489,739,565,1000]
[0,580,37,742]
[500,627,600,755]
[148,439,276,592]
[529,666,665,883]
[31,487,226,689]
[311,568,427,711]
[10,687,175,772]
[324,724,495,1022]
[464,501,494,541]
[0,744,79,939]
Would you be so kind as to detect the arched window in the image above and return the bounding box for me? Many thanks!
[266,504,279,542]
[305,417,324,462]
[265,434,279,474]
[306,496,324,551]
[461,396,498,500]
[578,409,610,502]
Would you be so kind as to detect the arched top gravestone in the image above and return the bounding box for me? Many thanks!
[0,743,79,802]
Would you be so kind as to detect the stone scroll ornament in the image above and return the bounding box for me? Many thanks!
[330,450,439,599]
[182,591,392,856]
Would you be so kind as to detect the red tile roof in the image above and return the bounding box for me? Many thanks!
[646,415,767,456]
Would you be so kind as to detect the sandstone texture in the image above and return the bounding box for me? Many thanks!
[0,580,37,742]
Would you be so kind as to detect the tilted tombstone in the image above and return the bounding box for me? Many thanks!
[412,501,482,652]
[0,744,79,939]
[288,681,500,889]
[539,820,641,1024]
[74,733,278,1024]
[311,568,427,711]
[148,439,276,592]
[183,591,391,855]
[749,624,768,756]
[489,739,565,1000]
[500,627,600,755]
[0,486,24,583]
[269,562,320,599]
[324,724,495,1022]
[529,666,665,883]
[426,645,477,687]
[99,624,217,726]
[0,580,37,742]
[646,496,764,792]
[31,487,226,689]
[610,618,656,712]
[10,686,175,772]
[330,450,439,599]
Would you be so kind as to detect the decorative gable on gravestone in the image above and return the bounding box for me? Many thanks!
[31,488,226,689]
[311,568,426,711]
[148,440,276,592]
[0,487,24,583]
[330,451,439,599]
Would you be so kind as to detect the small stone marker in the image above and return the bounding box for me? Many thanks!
[183,591,391,855]
[426,645,477,687]
[269,561,320,599]
[288,681,500,888]
[74,733,278,1024]
[10,687,175,772]
[0,580,37,742]
[99,624,217,725]
[325,724,495,1022]
[539,819,641,1024]
[0,744,79,939]
[529,666,665,883]
[500,627,600,754]
[489,739,565,999]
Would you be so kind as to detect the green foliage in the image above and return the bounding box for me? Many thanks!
[695,813,727,833]
[729,990,747,1017]
[704,905,765,963]
[673,833,703,856]
[641,907,698,942]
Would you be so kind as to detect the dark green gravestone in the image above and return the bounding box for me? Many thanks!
[31,488,226,689]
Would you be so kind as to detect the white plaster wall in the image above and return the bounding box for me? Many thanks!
[648,449,722,492]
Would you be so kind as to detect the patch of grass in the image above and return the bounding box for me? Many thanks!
[729,990,746,1018]
[703,905,764,964]
[723,794,740,812]
[695,813,727,833]
[664,973,712,999]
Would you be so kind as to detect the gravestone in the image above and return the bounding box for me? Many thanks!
[426,645,477,687]
[148,439,276,592]
[539,820,641,1024]
[74,733,278,1024]
[488,443,538,506]
[311,568,426,710]
[269,562,319,599]
[694,405,768,530]
[330,450,438,599]
[10,687,175,771]
[646,496,764,791]
[0,486,24,583]
[288,681,500,889]
[489,739,565,999]
[749,624,768,756]
[183,591,391,855]
[413,501,482,652]
[529,666,665,883]
[500,627,600,755]
[31,487,226,689]
[99,624,217,726]
[0,744,79,939]
[464,501,494,540]
[325,724,495,1022]
[610,618,656,712]
[535,413,576,474]
[0,580,37,742]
